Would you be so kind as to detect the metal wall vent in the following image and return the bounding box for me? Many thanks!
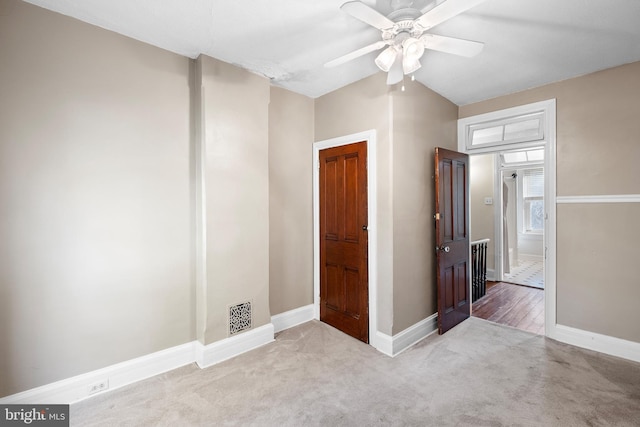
[229,301,252,335]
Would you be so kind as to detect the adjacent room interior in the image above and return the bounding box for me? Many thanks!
[469,149,546,335]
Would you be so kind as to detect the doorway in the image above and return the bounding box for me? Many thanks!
[458,99,556,337]
[313,130,380,350]
[469,150,545,334]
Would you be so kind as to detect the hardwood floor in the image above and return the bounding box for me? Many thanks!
[471,281,544,335]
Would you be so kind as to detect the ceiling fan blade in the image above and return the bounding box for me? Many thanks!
[324,40,387,68]
[386,52,404,85]
[421,34,484,57]
[341,1,395,30]
[416,0,486,30]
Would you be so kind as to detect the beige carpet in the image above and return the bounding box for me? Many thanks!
[71,318,640,426]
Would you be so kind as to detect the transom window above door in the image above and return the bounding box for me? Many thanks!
[500,148,544,166]
[468,112,544,149]
[458,101,553,154]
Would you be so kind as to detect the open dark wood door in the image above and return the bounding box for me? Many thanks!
[434,147,470,334]
[319,141,369,343]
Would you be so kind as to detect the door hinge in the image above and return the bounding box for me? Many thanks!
[434,213,440,220]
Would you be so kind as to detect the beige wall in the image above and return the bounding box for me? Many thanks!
[314,75,458,335]
[557,204,640,341]
[469,154,496,272]
[315,73,395,335]
[0,2,193,396]
[460,61,640,343]
[268,87,314,315]
[198,56,271,344]
[391,80,458,333]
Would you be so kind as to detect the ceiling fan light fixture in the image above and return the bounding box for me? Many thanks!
[402,37,425,61]
[375,46,398,72]
[402,56,422,74]
[401,37,424,75]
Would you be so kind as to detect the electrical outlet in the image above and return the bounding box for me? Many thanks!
[88,379,109,395]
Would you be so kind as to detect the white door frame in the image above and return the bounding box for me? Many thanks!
[458,99,557,337]
[313,130,378,350]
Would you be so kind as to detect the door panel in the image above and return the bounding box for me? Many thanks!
[456,162,466,239]
[444,266,454,311]
[324,158,339,239]
[443,160,453,240]
[435,147,471,334]
[320,141,369,343]
[456,261,468,306]
[325,263,341,310]
[344,154,360,242]
[345,267,360,316]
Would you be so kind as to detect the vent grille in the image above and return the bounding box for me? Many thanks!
[229,301,252,335]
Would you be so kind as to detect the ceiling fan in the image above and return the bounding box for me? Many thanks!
[325,0,487,85]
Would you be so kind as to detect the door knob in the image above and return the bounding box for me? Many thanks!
[437,245,450,253]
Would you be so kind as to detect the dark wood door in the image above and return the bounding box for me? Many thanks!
[319,142,368,343]
[434,147,471,334]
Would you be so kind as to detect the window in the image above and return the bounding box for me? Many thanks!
[523,169,544,233]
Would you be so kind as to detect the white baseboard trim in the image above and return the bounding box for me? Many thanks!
[374,332,394,357]
[1,324,277,404]
[552,324,640,363]
[486,268,495,281]
[375,314,438,357]
[391,314,439,356]
[0,342,197,405]
[271,305,314,333]
[195,323,275,369]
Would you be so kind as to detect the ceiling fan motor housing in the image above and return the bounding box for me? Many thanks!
[383,9,427,50]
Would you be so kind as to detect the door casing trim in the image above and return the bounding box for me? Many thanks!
[313,130,378,350]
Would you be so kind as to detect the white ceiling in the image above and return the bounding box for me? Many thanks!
[22,0,640,105]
